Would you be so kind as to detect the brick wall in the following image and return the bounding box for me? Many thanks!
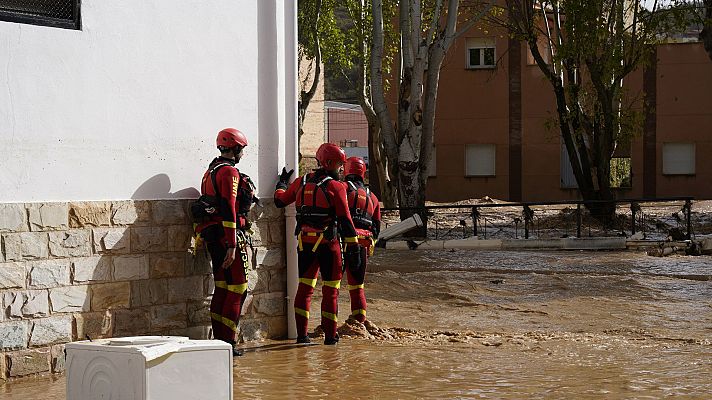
[0,199,287,379]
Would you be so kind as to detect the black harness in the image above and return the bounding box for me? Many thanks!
[190,161,234,221]
[346,180,373,229]
[295,174,336,236]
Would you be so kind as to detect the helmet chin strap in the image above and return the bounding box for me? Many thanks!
[232,146,244,162]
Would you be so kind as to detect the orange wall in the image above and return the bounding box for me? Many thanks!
[427,33,511,202]
[655,43,712,199]
[425,30,712,202]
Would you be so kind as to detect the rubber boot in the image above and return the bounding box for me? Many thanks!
[324,333,340,345]
[296,335,311,344]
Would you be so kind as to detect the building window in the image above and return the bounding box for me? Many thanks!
[610,157,632,188]
[465,144,496,176]
[662,143,695,175]
[465,38,495,69]
[0,0,81,30]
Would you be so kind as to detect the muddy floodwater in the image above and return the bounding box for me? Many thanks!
[2,250,711,399]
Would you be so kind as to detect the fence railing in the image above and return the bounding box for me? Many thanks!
[380,197,698,242]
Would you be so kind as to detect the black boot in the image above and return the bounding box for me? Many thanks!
[232,347,244,357]
[324,333,340,345]
[296,335,311,344]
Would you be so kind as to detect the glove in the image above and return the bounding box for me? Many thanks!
[276,167,294,191]
[344,245,362,267]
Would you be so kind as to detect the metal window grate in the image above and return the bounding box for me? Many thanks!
[0,0,80,30]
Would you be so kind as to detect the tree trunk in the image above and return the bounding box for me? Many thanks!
[297,105,307,162]
[525,10,618,222]
[353,0,397,208]
[363,106,398,207]
[371,0,401,202]
[702,0,712,61]
[371,0,490,225]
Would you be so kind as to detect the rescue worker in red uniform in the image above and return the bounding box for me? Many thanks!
[343,157,381,323]
[273,143,361,345]
[195,128,253,357]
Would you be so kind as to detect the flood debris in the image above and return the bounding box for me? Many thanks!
[647,239,709,257]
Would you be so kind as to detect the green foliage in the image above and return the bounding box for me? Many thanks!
[300,0,399,100]
[501,0,692,201]
[299,0,349,70]
[609,157,631,188]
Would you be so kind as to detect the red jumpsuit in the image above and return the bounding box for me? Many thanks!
[274,169,359,340]
[344,179,381,322]
[197,157,250,346]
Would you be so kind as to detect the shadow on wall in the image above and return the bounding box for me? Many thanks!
[131,174,200,200]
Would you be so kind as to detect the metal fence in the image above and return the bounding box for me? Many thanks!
[380,197,703,242]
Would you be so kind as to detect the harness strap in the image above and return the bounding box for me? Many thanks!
[208,162,233,199]
[297,174,335,228]
[297,231,326,252]
[365,187,371,215]
[347,181,374,228]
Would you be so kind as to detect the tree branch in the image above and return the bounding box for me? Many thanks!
[301,0,323,108]
[371,0,400,165]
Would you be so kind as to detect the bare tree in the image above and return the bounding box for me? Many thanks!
[701,0,712,60]
[343,0,399,206]
[493,0,690,220]
[371,0,494,223]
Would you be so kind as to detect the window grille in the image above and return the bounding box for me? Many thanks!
[0,0,81,30]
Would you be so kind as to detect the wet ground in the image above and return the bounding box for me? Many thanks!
[2,250,711,399]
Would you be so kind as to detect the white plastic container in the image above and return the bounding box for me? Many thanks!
[66,336,233,400]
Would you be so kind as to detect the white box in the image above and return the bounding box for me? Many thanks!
[66,336,233,400]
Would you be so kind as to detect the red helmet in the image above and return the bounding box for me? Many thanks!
[216,128,248,149]
[345,157,367,178]
[316,143,347,170]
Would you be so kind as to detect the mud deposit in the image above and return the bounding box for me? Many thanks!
[2,250,711,399]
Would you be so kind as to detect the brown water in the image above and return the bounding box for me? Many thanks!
[3,250,711,399]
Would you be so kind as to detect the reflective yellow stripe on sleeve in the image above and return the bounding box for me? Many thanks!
[343,236,359,243]
[297,232,304,251]
[222,221,237,228]
[323,280,341,289]
[298,278,318,288]
[321,311,338,322]
[215,280,227,290]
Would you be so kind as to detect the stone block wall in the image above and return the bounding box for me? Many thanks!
[0,199,287,379]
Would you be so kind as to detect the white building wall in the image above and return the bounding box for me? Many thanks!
[0,1,297,377]
[0,0,293,202]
